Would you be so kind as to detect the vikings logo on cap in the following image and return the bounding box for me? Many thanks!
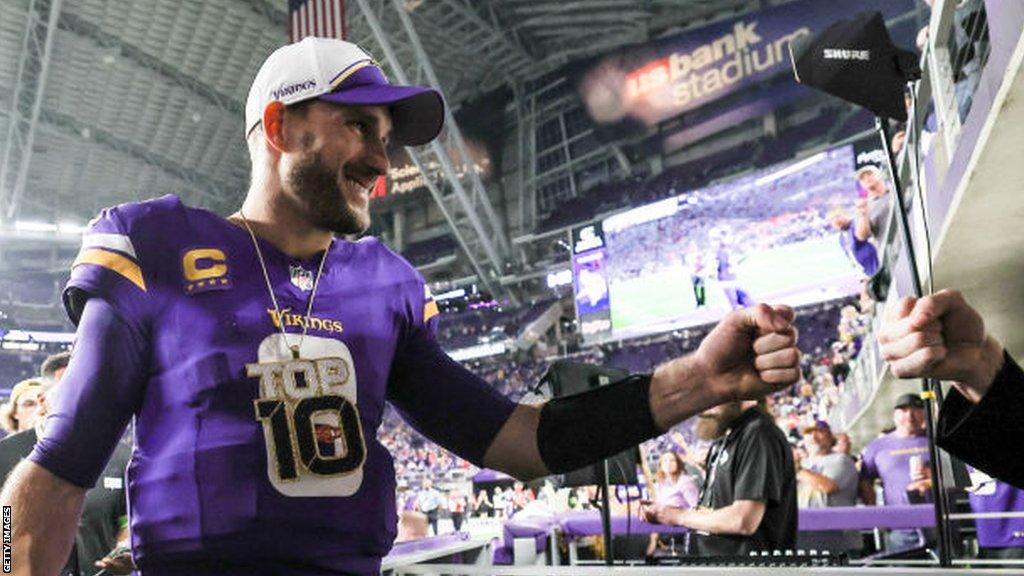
[244,37,445,146]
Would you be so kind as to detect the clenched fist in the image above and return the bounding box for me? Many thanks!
[879,289,1004,403]
[650,304,801,430]
[696,303,802,402]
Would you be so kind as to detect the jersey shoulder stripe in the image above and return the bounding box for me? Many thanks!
[64,194,187,324]
[423,285,439,322]
[81,232,137,258]
[72,248,146,291]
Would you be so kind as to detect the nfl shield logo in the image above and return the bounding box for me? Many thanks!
[290,265,314,291]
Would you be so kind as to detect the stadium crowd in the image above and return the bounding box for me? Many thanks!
[0,152,906,545]
[381,293,881,537]
[603,147,858,287]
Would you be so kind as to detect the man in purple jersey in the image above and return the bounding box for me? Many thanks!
[0,38,802,576]
[966,467,1024,561]
[859,393,933,552]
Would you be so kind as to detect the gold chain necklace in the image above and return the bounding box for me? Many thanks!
[238,211,331,359]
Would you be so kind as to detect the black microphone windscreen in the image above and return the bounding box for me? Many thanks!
[790,11,915,121]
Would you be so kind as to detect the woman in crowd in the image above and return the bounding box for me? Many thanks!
[646,452,700,556]
[473,489,494,518]
[0,379,45,434]
[448,489,467,532]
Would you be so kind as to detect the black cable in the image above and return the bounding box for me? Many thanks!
[910,79,960,569]
[69,541,80,576]
[611,457,632,565]
[879,110,951,568]
[909,85,936,295]
[588,484,606,559]
[590,484,601,510]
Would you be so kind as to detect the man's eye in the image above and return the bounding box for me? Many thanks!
[349,121,369,134]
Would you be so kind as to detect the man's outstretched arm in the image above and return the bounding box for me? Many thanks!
[879,290,1004,404]
[0,297,149,574]
[640,499,767,536]
[878,290,1024,487]
[483,304,801,479]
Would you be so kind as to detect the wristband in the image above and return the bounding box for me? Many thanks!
[537,373,661,474]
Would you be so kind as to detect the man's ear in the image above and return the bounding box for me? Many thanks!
[262,101,289,153]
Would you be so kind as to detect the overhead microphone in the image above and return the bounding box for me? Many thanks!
[788,11,920,121]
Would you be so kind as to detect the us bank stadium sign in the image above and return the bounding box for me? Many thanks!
[624,20,808,109]
[577,0,914,129]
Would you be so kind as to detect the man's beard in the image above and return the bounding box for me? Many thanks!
[287,152,368,236]
[695,402,743,441]
[695,416,723,441]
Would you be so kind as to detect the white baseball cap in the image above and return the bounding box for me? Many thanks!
[855,164,884,179]
[245,37,444,146]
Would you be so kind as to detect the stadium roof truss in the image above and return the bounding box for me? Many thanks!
[0,0,763,304]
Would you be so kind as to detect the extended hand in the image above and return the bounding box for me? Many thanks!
[94,551,135,575]
[695,304,802,402]
[639,500,682,525]
[907,478,933,495]
[879,290,1004,403]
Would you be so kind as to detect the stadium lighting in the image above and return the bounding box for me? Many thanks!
[2,330,75,343]
[546,269,573,288]
[0,341,41,352]
[603,197,678,233]
[434,288,466,301]
[754,151,827,187]
[57,221,87,234]
[14,220,58,233]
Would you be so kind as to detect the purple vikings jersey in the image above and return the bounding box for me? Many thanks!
[967,467,1024,549]
[32,195,516,575]
[860,432,932,506]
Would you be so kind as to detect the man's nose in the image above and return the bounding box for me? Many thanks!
[362,136,390,176]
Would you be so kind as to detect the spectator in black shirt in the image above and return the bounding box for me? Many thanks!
[640,399,797,556]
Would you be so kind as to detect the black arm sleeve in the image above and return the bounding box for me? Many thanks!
[936,351,1024,489]
[536,374,662,474]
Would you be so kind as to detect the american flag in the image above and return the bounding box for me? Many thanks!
[288,0,347,43]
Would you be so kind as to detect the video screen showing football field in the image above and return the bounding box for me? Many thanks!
[608,237,862,335]
[599,145,867,340]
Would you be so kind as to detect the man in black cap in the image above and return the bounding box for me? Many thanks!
[796,419,861,555]
[859,392,933,551]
